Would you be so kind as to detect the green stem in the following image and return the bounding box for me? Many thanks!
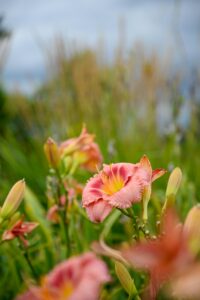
[118,208,141,241]
[60,207,71,257]
[130,209,140,241]
[128,291,141,300]
[17,238,38,280]
[118,208,133,219]
[23,250,38,280]
[101,210,121,239]
[74,199,88,220]
[55,170,71,257]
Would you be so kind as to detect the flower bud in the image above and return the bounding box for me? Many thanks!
[62,156,73,174]
[44,138,60,169]
[115,261,138,297]
[0,212,21,230]
[184,204,200,254]
[162,167,182,213]
[0,180,25,220]
[184,205,200,234]
[9,211,21,227]
[142,185,151,221]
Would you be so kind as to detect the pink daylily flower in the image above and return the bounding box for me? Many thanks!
[2,219,38,247]
[82,155,166,222]
[122,209,193,300]
[168,264,200,299]
[59,126,103,172]
[16,252,111,300]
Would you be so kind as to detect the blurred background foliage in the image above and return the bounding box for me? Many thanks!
[0,33,200,199]
[0,13,200,299]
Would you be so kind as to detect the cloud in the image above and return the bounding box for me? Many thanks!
[1,0,200,93]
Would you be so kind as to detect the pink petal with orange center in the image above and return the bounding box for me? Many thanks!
[45,252,111,300]
[102,163,134,184]
[16,253,110,300]
[106,167,149,209]
[82,163,135,207]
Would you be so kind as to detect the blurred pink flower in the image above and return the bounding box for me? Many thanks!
[82,155,166,222]
[122,209,193,300]
[47,205,59,223]
[66,184,83,203]
[168,264,200,300]
[3,219,38,247]
[59,126,103,172]
[16,252,110,300]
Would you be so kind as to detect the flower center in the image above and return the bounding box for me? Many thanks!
[101,166,125,195]
[39,279,74,300]
[59,282,74,300]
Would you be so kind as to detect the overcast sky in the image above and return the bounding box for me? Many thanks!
[1,0,200,93]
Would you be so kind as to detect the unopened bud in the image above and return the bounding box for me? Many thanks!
[162,167,182,213]
[142,185,151,221]
[9,212,21,227]
[0,180,25,219]
[115,261,138,297]
[184,204,200,254]
[44,138,60,169]
[166,167,182,197]
[62,156,73,173]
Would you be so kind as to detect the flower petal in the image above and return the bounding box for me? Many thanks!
[123,242,162,270]
[140,155,152,177]
[82,176,104,206]
[86,199,113,223]
[107,168,148,209]
[152,168,167,182]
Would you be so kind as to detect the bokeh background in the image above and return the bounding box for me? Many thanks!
[0,0,200,208]
[0,1,200,299]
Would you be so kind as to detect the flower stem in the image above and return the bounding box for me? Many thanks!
[23,249,38,279]
[59,207,71,257]
[17,238,38,280]
[55,170,71,257]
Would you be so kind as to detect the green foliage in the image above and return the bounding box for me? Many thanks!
[0,44,200,299]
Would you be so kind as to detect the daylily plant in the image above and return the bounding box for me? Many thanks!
[3,218,38,247]
[82,155,166,222]
[0,180,38,247]
[16,252,110,300]
[44,125,103,173]
[2,129,200,300]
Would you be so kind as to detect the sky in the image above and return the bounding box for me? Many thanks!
[1,0,200,93]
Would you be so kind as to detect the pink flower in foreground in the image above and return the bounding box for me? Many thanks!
[122,209,193,300]
[59,126,103,172]
[16,252,110,300]
[2,219,38,247]
[168,264,200,300]
[82,155,166,223]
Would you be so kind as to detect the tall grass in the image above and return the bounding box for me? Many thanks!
[0,40,199,203]
[0,40,199,299]
[1,41,199,185]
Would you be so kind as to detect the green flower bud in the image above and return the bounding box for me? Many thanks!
[44,138,60,169]
[162,167,182,213]
[115,261,139,298]
[0,180,25,220]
